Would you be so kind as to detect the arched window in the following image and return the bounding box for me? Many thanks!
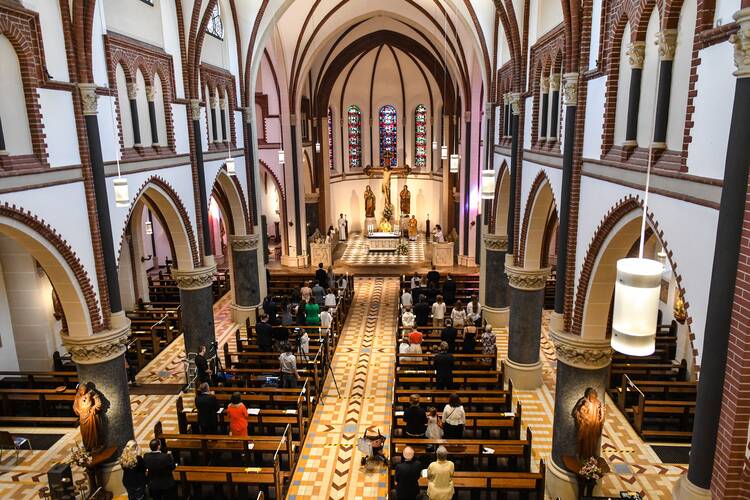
[347,105,361,168]
[327,107,334,169]
[414,104,427,168]
[379,105,397,166]
[206,4,224,40]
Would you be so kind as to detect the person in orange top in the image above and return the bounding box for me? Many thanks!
[407,328,423,346]
[225,392,248,437]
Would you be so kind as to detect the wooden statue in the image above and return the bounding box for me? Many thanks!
[400,185,411,214]
[571,387,605,459]
[408,215,418,239]
[364,186,376,218]
[73,383,103,452]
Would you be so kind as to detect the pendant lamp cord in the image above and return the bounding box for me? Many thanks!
[97,3,122,181]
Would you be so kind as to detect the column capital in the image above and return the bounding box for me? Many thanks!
[656,29,678,61]
[731,8,750,78]
[484,101,495,113]
[548,73,561,91]
[172,265,217,290]
[219,98,227,110]
[290,113,297,122]
[77,83,99,115]
[190,99,202,120]
[145,85,156,102]
[626,41,646,69]
[502,93,509,105]
[230,234,260,252]
[244,106,253,123]
[540,76,550,93]
[211,94,219,107]
[505,264,550,290]
[562,72,579,106]
[464,110,472,121]
[62,321,130,365]
[549,329,612,370]
[126,82,138,100]
[509,92,522,115]
[484,234,508,251]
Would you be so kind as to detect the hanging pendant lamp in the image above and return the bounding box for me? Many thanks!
[449,154,460,173]
[225,157,236,175]
[113,177,130,207]
[441,145,448,160]
[481,168,495,199]
[145,220,153,235]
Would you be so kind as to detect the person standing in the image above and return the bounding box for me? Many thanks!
[315,263,329,289]
[433,342,454,390]
[480,324,496,366]
[300,281,313,302]
[394,446,422,500]
[120,440,147,500]
[296,299,308,326]
[194,345,212,384]
[462,324,477,354]
[431,295,447,327]
[450,301,466,328]
[306,299,321,326]
[404,394,428,437]
[410,272,422,290]
[279,344,299,388]
[401,305,416,329]
[327,266,336,288]
[427,446,454,500]
[143,439,177,500]
[195,383,219,434]
[312,281,326,305]
[324,288,338,309]
[401,288,413,308]
[426,265,440,287]
[338,214,347,241]
[442,275,456,305]
[442,394,466,439]
[440,318,457,353]
[256,314,274,352]
[466,296,482,326]
[414,295,430,327]
[226,392,249,436]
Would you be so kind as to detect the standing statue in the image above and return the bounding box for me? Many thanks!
[571,387,605,459]
[73,383,103,452]
[400,184,411,214]
[364,185,376,218]
[408,215,418,240]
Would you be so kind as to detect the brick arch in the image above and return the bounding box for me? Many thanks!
[150,65,177,152]
[633,0,663,41]
[490,160,510,235]
[518,170,558,267]
[0,203,104,335]
[601,12,632,154]
[210,167,251,235]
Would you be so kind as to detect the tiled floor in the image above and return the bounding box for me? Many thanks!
[340,234,426,266]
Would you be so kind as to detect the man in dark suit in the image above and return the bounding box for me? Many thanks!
[404,394,427,437]
[143,439,177,499]
[442,274,456,305]
[441,318,457,353]
[394,446,422,500]
[426,265,440,287]
[194,345,211,384]
[262,295,278,324]
[413,295,430,327]
[256,314,274,352]
[315,262,329,289]
[434,342,455,390]
[195,382,219,434]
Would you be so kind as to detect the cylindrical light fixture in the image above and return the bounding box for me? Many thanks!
[315,142,321,153]
[449,154,460,173]
[113,177,130,207]
[145,220,153,235]
[441,145,448,160]
[611,257,663,356]
[225,158,236,175]
[278,150,285,165]
[432,141,438,150]
[481,168,495,199]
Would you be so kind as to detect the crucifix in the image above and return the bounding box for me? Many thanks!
[364,151,412,210]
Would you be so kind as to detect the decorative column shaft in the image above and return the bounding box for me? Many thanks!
[506,92,521,254]
[674,11,750,499]
[210,94,219,143]
[503,93,512,137]
[290,114,303,256]
[145,86,159,145]
[540,77,550,139]
[78,83,122,314]
[482,234,509,328]
[190,99,214,258]
[229,235,261,325]
[173,265,217,354]
[505,264,550,389]
[652,30,677,148]
[0,115,6,152]
[546,329,612,499]
[548,74,561,139]
[219,98,228,142]
[462,112,472,256]
[126,82,141,147]
[624,42,645,147]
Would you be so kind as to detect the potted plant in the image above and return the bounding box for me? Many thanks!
[578,456,604,497]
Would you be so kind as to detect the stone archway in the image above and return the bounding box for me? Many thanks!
[520,172,558,269]
[492,162,510,235]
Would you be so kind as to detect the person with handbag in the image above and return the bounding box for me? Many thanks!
[441,393,465,439]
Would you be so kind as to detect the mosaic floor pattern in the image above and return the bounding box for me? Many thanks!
[341,234,426,266]
[287,277,399,500]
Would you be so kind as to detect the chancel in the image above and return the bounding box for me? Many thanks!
[0,0,746,499]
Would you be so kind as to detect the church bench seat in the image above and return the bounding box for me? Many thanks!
[0,415,79,426]
[616,375,697,411]
[396,352,497,370]
[392,401,522,440]
[0,371,78,389]
[0,388,77,417]
[393,385,513,413]
[173,464,283,499]
[632,397,696,441]
[395,368,503,390]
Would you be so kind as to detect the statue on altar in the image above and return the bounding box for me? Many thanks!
[400,184,411,214]
[364,185,376,218]
[73,383,103,452]
[571,387,605,459]
[408,215,418,240]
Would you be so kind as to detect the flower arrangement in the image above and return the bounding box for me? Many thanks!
[396,239,409,255]
[382,204,393,222]
[67,441,93,469]
[578,457,603,481]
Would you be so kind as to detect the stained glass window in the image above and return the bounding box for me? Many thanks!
[327,107,334,169]
[379,105,397,167]
[414,104,427,168]
[206,4,224,40]
[347,105,361,168]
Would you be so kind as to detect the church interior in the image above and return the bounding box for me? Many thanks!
[0,0,747,498]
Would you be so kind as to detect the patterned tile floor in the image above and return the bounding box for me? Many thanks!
[341,234,426,266]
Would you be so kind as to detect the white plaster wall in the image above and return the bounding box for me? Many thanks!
[714,0,741,26]
[537,0,564,38]
[637,10,660,147]
[261,174,282,237]
[37,89,81,167]
[0,259,20,372]
[613,23,632,146]
[588,0,604,70]
[115,66,134,148]
[160,0,185,98]
[28,0,69,81]
[154,75,168,147]
[92,0,109,87]
[0,35,32,155]
[173,104,190,154]
[104,0,165,48]
[98,94,122,163]
[135,71,151,146]
[582,76,606,159]
[666,0,697,151]
[520,162,562,218]
[523,96,533,150]
[686,41,735,179]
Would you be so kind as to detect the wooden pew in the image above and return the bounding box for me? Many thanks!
[392,401,522,440]
[396,352,497,371]
[395,369,503,390]
[0,387,77,418]
[173,463,283,499]
[616,374,697,412]
[393,385,514,413]
[609,360,687,388]
[0,371,78,389]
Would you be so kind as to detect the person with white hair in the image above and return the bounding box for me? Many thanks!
[394,446,422,499]
[427,445,454,500]
[120,440,146,500]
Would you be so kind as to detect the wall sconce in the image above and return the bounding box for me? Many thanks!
[432,141,438,150]
[481,168,495,199]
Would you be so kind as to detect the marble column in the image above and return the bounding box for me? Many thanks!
[173,265,217,354]
[504,264,550,389]
[623,42,645,148]
[145,86,159,146]
[229,235,262,326]
[481,234,509,328]
[219,98,228,143]
[539,77,550,140]
[548,74,561,140]
[546,320,612,499]
[126,82,142,147]
[652,30,678,149]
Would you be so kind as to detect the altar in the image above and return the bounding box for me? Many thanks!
[367,232,400,252]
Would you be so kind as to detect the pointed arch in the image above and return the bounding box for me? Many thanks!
[519,171,558,268]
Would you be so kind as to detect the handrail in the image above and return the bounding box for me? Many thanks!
[274,423,291,461]
[624,374,645,399]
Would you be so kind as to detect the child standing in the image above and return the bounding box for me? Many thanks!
[425,407,443,439]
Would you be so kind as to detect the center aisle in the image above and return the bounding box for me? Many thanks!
[287,277,399,500]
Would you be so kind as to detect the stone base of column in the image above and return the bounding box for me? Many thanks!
[503,357,543,389]
[231,303,259,326]
[546,457,580,500]
[483,305,509,329]
[281,254,309,268]
[673,475,712,500]
[458,255,478,267]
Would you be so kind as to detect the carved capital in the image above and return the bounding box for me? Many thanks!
[219,98,227,110]
[126,82,138,100]
[540,76,550,93]
[626,42,646,69]
[230,234,260,252]
[464,111,472,121]
[548,73,561,91]
[505,264,550,290]
[172,265,217,290]
[62,322,130,365]
[509,92,522,115]
[244,107,253,123]
[562,72,579,106]
[144,85,156,102]
[656,30,678,61]
[549,329,612,370]
[732,8,750,77]
[502,93,510,105]
[190,99,201,120]
[78,83,99,115]
[484,234,508,251]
